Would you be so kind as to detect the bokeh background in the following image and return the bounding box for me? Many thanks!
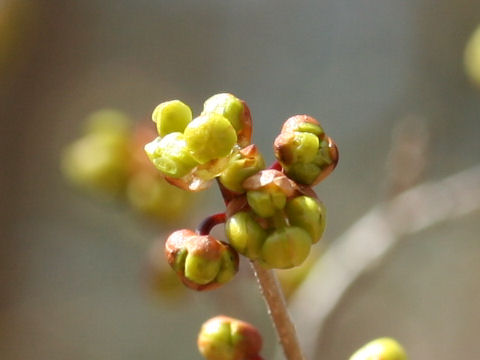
[1,0,480,359]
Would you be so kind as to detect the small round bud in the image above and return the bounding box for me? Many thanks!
[261,227,312,269]
[152,100,192,137]
[61,132,129,196]
[203,93,253,147]
[219,145,265,194]
[165,230,239,291]
[184,113,237,164]
[349,338,407,360]
[285,195,326,244]
[225,211,267,260]
[246,189,286,218]
[144,133,199,178]
[198,316,262,360]
[274,115,338,185]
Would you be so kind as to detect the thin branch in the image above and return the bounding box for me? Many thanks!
[288,164,480,359]
[250,261,306,360]
[196,212,226,235]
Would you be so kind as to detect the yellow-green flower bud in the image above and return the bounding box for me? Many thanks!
[219,145,265,194]
[285,195,326,244]
[349,338,407,360]
[184,113,237,164]
[203,93,253,147]
[61,132,129,196]
[152,100,192,137]
[246,190,286,218]
[198,316,263,360]
[185,252,221,285]
[165,230,239,291]
[203,93,244,132]
[225,211,267,260]
[261,227,312,269]
[144,133,198,178]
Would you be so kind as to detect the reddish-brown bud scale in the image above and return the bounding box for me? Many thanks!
[237,100,253,147]
[242,169,298,196]
[165,230,239,291]
[274,115,339,186]
[280,114,323,136]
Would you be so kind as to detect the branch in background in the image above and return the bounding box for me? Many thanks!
[384,115,429,197]
[288,164,480,359]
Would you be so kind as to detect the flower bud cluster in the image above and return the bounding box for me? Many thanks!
[145,94,253,191]
[147,93,337,287]
[226,169,326,269]
[197,316,263,360]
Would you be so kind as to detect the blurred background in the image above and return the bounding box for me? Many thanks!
[1,0,479,359]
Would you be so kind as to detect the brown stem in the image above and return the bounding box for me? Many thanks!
[250,261,306,360]
[196,212,226,235]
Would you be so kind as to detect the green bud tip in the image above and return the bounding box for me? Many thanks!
[144,133,199,178]
[184,113,237,164]
[285,195,326,244]
[261,227,312,269]
[225,211,267,260]
[152,100,192,137]
[246,189,287,218]
[203,93,253,147]
[219,145,266,194]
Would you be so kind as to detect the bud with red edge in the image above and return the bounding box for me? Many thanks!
[274,115,338,186]
[165,229,239,291]
[197,315,263,360]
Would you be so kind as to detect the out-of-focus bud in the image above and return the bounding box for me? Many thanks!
[62,109,132,196]
[165,230,239,291]
[202,93,253,147]
[349,338,407,360]
[84,109,131,136]
[198,315,263,360]
[62,132,130,196]
[285,195,326,244]
[261,227,312,269]
[274,115,338,185]
[144,133,199,178]
[225,211,267,260]
[126,172,192,222]
[152,100,192,137]
[184,113,237,164]
[465,25,480,87]
[219,145,265,194]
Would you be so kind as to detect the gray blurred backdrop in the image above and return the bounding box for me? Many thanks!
[1,0,479,359]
